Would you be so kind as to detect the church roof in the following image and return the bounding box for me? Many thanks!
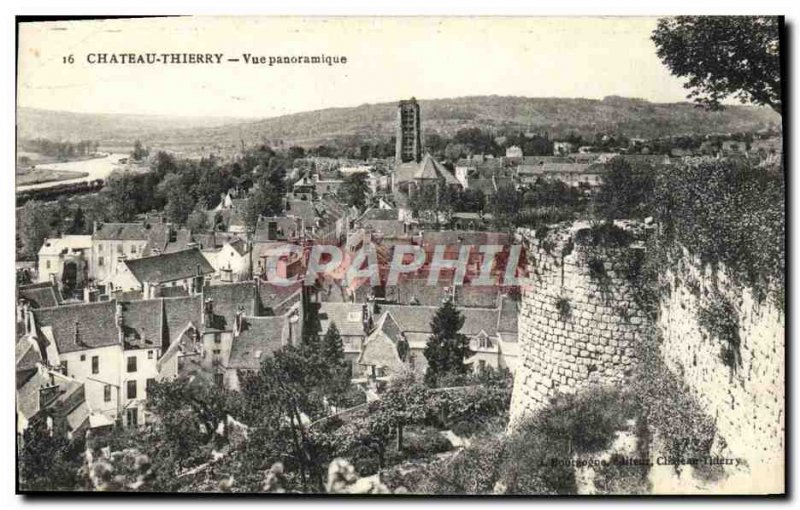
[394,154,460,186]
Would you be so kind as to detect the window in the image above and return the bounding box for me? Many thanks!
[213,349,221,355]
[117,244,123,254]
[92,356,99,374]
[127,356,137,373]
[147,350,154,359]
[104,385,112,402]
[46,260,51,270]
[61,361,68,375]
[98,256,104,267]
[131,245,137,254]
[126,380,137,399]
[80,354,86,361]
[478,360,486,371]
[126,408,138,427]
[146,378,155,391]
[214,373,224,388]
[214,333,221,344]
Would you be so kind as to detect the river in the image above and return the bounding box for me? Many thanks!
[16,153,132,192]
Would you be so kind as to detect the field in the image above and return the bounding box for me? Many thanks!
[16,167,89,186]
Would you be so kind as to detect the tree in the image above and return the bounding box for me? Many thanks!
[131,140,150,161]
[339,173,369,210]
[594,158,654,221]
[423,299,471,386]
[18,414,85,491]
[152,151,178,179]
[321,323,345,369]
[67,206,86,235]
[652,16,782,114]
[491,184,521,228]
[164,188,196,226]
[18,200,52,259]
[186,208,209,233]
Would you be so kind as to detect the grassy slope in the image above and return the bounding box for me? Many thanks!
[18,96,780,150]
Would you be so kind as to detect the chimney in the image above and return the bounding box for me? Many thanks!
[73,320,82,346]
[39,383,61,409]
[203,298,214,328]
[361,303,372,335]
[288,311,300,346]
[115,302,124,344]
[234,306,244,337]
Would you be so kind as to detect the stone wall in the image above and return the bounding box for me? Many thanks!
[656,250,784,488]
[509,224,784,493]
[509,225,650,425]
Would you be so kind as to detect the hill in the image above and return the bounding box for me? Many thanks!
[18,96,780,152]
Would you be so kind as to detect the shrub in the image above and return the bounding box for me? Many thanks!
[696,291,741,370]
[424,436,508,495]
[632,331,717,475]
[403,427,453,457]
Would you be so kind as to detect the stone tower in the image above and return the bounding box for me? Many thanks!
[395,98,422,163]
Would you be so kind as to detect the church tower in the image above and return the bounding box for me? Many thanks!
[395,98,422,163]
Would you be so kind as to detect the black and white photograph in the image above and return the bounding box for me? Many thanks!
[12,14,785,496]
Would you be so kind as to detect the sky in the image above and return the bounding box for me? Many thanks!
[17,16,703,119]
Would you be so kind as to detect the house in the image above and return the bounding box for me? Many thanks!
[37,235,93,289]
[357,311,412,380]
[517,162,605,188]
[91,221,189,289]
[722,140,747,154]
[23,279,304,427]
[553,141,575,156]
[110,248,214,296]
[314,175,344,197]
[505,146,523,159]
[213,237,250,283]
[17,282,62,312]
[317,294,519,383]
[16,335,112,437]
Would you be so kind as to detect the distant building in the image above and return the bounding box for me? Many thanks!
[553,141,575,156]
[395,98,422,164]
[505,145,523,159]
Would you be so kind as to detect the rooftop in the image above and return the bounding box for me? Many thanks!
[123,248,214,284]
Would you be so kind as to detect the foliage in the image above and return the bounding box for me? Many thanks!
[697,292,742,370]
[594,157,655,221]
[17,200,51,259]
[652,16,782,113]
[18,415,85,491]
[632,331,717,475]
[131,140,150,161]
[592,453,651,495]
[556,297,572,321]
[423,300,472,386]
[186,207,209,233]
[421,436,508,494]
[319,323,355,408]
[339,173,369,210]
[653,158,784,309]
[19,138,99,159]
[575,222,634,248]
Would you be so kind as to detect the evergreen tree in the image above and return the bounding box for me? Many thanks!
[321,323,345,369]
[68,206,86,234]
[339,173,369,209]
[423,299,471,386]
